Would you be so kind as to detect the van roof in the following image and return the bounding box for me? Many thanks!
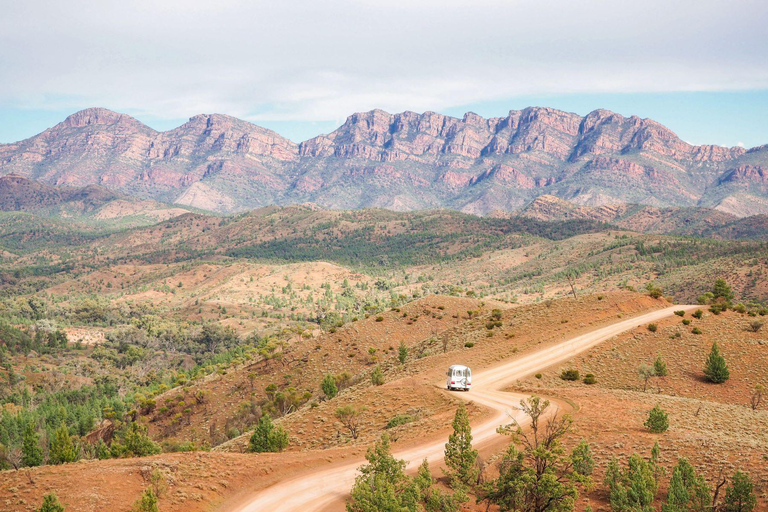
[448,364,469,370]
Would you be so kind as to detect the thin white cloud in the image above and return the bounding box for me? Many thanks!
[1,0,767,123]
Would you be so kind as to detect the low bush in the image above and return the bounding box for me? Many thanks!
[674,310,685,317]
[560,369,580,381]
[692,309,703,319]
[647,323,658,332]
[464,342,474,348]
[385,414,415,429]
[692,327,702,335]
[583,374,597,385]
[644,404,669,433]
[682,319,691,326]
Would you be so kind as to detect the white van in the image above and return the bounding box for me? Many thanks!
[446,365,472,391]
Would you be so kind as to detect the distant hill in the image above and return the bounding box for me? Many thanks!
[517,194,768,239]
[2,107,768,215]
[0,174,194,226]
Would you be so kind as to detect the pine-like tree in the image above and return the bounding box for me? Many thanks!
[703,342,730,383]
[654,355,668,377]
[21,422,43,468]
[35,493,65,512]
[49,422,78,465]
[132,488,158,512]
[249,414,289,453]
[444,403,478,487]
[661,458,710,512]
[604,453,658,512]
[321,374,338,399]
[722,471,756,512]
[644,405,669,433]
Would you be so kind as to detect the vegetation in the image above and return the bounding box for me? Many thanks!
[248,414,289,453]
[321,374,338,400]
[703,342,730,383]
[444,404,478,487]
[605,447,661,512]
[644,405,669,433]
[662,458,710,512]
[131,488,159,512]
[36,493,65,512]
[560,369,580,381]
[654,355,668,377]
[723,471,757,512]
[335,405,364,440]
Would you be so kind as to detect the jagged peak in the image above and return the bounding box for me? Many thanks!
[61,107,140,129]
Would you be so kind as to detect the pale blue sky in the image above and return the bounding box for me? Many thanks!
[1,1,767,147]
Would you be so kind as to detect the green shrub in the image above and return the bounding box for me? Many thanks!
[644,404,669,433]
[371,366,384,386]
[534,373,542,379]
[375,316,384,322]
[703,342,729,383]
[674,310,685,317]
[560,369,580,381]
[131,488,158,512]
[734,303,747,314]
[647,323,658,332]
[321,374,338,399]
[249,415,289,453]
[385,414,415,429]
[682,319,691,325]
[464,342,474,348]
[397,342,408,364]
[692,327,702,335]
[583,374,597,385]
[35,493,65,512]
[692,309,703,319]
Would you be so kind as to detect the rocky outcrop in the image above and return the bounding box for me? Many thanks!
[1,106,767,215]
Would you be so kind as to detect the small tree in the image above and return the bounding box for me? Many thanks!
[444,403,478,487]
[712,279,734,304]
[49,422,78,465]
[604,453,658,512]
[371,365,384,386]
[321,374,338,399]
[644,405,669,433]
[482,396,592,512]
[22,422,43,467]
[347,434,418,512]
[335,405,364,440]
[662,458,710,512]
[36,493,65,512]
[122,422,161,457]
[249,414,289,453]
[398,342,408,364]
[639,364,654,392]
[131,488,158,512]
[654,355,668,377]
[722,471,756,512]
[703,342,729,383]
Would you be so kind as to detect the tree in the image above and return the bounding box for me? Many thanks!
[335,405,364,440]
[398,342,408,364]
[712,279,734,304]
[22,422,43,467]
[638,364,654,392]
[662,458,710,512]
[482,396,592,512]
[36,493,65,512]
[49,422,78,465]
[249,414,289,453]
[131,488,158,512]
[654,355,668,377]
[644,405,669,433]
[444,403,478,487]
[322,374,338,399]
[703,342,729,383]
[371,365,384,386]
[722,471,756,512]
[346,434,419,512]
[122,422,161,457]
[604,453,658,512]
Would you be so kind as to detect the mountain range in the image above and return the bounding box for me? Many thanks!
[1,106,768,216]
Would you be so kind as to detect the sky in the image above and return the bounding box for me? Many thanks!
[1,0,767,147]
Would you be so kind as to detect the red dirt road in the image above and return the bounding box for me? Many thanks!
[226,305,696,512]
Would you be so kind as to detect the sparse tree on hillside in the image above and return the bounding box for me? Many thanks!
[604,452,659,512]
[444,403,478,487]
[644,405,669,433]
[703,342,729,383]
[482,396,592,512]
[131,488,158,512]
[335,405,364,439]
[722,471,757,512]
[22,422,43,468]
[662,458,710,512]
[712,279,734,304]
[35,493,65,512]
[49,422,78,465]
[398,341,408,364]
[346,434,418,512]
[249,414,289,453]
[321,374,338,399]
[654,355,668,377]
[639,364,654,392]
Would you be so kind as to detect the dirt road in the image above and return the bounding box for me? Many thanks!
[227,305,695,512]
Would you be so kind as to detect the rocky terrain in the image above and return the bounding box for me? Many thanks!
[2,107,768,215]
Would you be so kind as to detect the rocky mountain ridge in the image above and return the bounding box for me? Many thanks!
[1,107,767,216]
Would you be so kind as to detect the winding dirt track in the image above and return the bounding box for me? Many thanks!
[229,305,695,512]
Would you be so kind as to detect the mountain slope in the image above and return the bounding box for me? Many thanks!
[2,107,768,215]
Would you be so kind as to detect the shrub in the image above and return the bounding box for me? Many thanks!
[385,413,415,429]
[646,283,663,299]
[583,374,596,385]
[692,309,703,319]
[121,422,161,457]
[723,470,757,512]
[335,405,364,439]
[748,321,763,332]
[464,342,474,348]
[654,355,668,377]
[371,366,384,386]
[704,342,729,383]
[647,323,658,332]
[49,422,78,465]
[397,342,408,364]
[682,319,691,325]
[534,373,542,379]
[710,304,725,315]
[321,374,338,399]
[131,488,158,512]
[35,493,65,512]
[644,405,669,433]
[692,327,702,335]
[375,316,384,322]
[249,415,289,452]
[734,303,747,314]
[560,369,580,381]
[674,310,685,317]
